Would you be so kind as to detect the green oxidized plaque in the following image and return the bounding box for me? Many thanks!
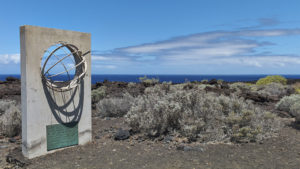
[46,122,78,151]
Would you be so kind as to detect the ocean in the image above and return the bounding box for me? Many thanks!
[1,74,300,84]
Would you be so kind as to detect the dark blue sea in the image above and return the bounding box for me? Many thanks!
[1,74,300,84]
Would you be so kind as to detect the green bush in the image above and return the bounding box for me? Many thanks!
[256,75,287,85]
[91,86,107,103]
[139,75,159,84]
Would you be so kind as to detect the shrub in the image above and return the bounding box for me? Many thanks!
[0,100,21,137]
[292,82,300,94]
[230,82,292,102]
[201,79,208,83]
[139,75,159,84]
[217,79,224,84]
[256,75,287,85]
[275,94,300,113]
[276,94,300,122]
[91,86,107,103]
[125,87,282,143]
[230,82,252,93]
[256,83,292,98]
[144,83,173,96]
[95,92,134,118]
[128,82,136,88]
[291,103,300,122]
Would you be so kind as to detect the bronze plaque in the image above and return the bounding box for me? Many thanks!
[46,122,78,151]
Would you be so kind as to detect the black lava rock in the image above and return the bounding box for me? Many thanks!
[6,155,26,167]
[114,129,130,140]
[208,79,218,85]
[163,136,173,143]
[9,138,16,143]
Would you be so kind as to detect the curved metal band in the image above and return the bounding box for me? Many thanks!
[41,42,88,91]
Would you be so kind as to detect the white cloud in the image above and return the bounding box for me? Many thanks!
[239,29,300,37]
[210,55,300,67]
[92,55,111,61]
[0,54,20,64]
[93,65,116,69]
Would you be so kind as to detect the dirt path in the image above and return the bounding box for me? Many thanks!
[1,117,299,169]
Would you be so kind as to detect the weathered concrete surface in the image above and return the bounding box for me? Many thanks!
[20,25,91,159]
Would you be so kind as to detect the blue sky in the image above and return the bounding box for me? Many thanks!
[1,0,300,74]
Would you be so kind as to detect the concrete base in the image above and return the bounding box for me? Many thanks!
[20,25,91,159]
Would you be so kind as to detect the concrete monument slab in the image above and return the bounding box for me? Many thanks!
[20,25,91,159]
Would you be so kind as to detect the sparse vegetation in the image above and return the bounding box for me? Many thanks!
[2,75,300,168]
[1,75,298,145]
[256,75,287,85]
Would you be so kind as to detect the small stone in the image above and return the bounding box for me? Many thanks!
[95,135,101,139]
[163,136,173,143]
[183,146,193,151]
[114,129,130,140]
[9,138,16,143]
[176,145,204,152]
[176,145,184,151]
[0,145,8,149]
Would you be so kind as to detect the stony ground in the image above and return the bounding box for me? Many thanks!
[1,117,300,169]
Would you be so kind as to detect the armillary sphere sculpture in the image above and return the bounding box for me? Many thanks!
[41,42,90,91]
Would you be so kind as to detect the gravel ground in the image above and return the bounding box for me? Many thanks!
[1,117,300,169]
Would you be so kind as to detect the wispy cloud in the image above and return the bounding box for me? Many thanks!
[94,26,300,68]
[3,18,300,74]
[258,18,280,27]
[0,54,20,64]
[93,64,117,69]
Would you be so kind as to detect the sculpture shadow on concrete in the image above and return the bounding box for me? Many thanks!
[42,79,84,127]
